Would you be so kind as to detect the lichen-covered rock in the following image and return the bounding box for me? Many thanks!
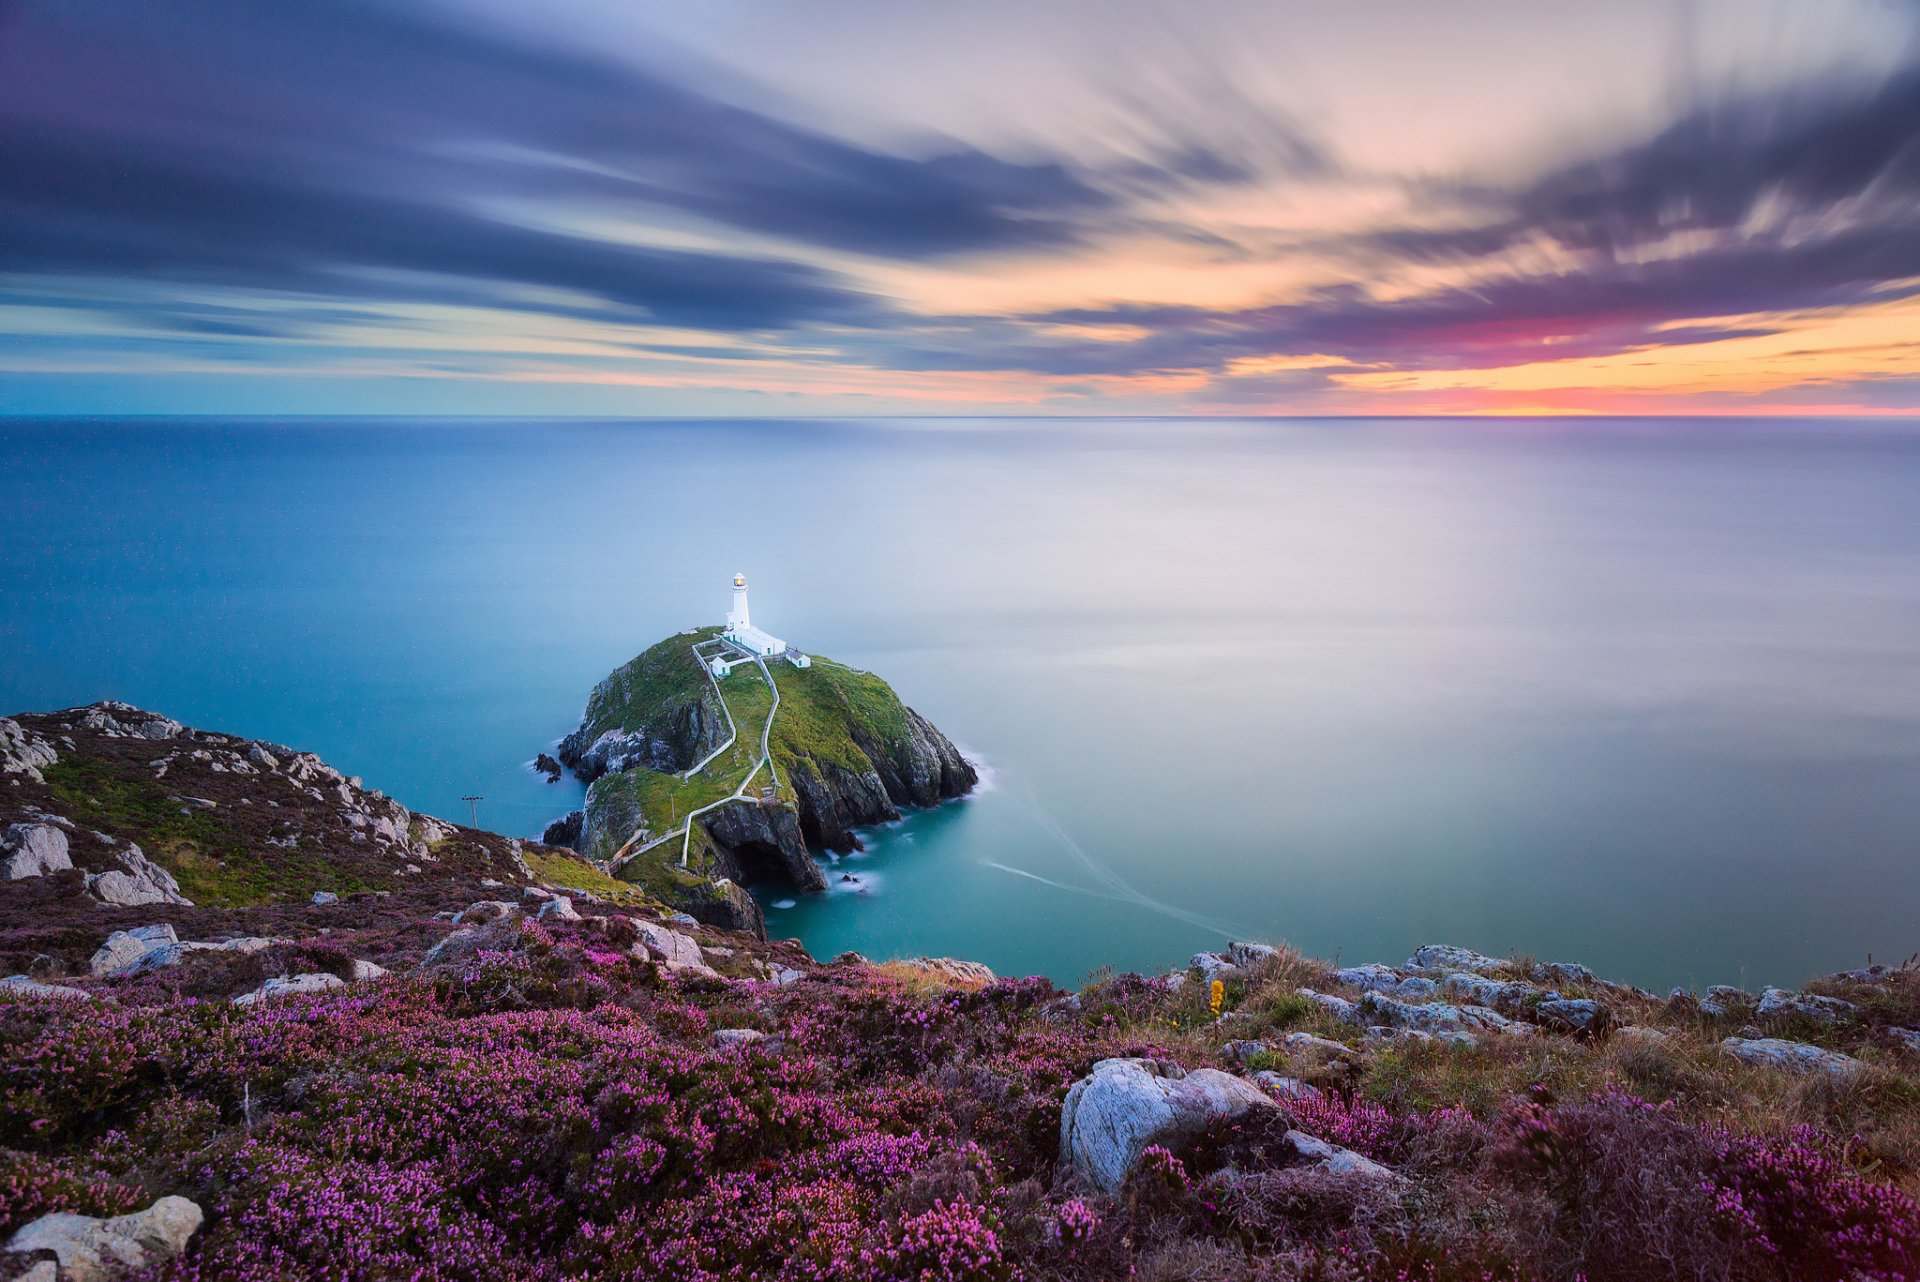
[1060,1057,1278,1193]
[1225,941,1279,967]
[1405,944,1507,974]
[1297,988,1364,1025]
[1190,952,1240,983]
[348,959,388,981]
[1536,997,1609,1035]
[5,1195,202,1282]
[1755,986,1855,1023]
[1440,972,1536,1010]
[1698,985,1752,1017]
[1720,1036,1862,1077]
[712,1028,767,1048]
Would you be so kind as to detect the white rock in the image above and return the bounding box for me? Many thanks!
[1404,944,1507,974]
[536,896,581,922]
[76,703,185,741]
[84,844,188,907]
[1189,952,1240,983]
[0,717,59,783]
[632,921,705,969]
[348,959,388,982]
[771,966,806,985]
[1720,1036,1862,1076]
[712,1028,767,1048]
[452,900,519,925]
[5,1195,202,1282]
[89,925,179,977]
[0,975,93,1001]
[3,822,72,880]
[1060,1057,1279,1193]
[1283,1130,1397,1180]
[233,973,346,1007]
[310,890,339,906]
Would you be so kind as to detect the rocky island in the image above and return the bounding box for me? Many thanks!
[544,624,975,936]
[4,703,1919,1282]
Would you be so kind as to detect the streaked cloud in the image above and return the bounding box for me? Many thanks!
[1,0,1916,415]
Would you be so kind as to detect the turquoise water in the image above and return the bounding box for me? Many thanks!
[4,417,1919,990]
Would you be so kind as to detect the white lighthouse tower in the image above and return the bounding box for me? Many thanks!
[727,573,751,631]
[714,572,808,671]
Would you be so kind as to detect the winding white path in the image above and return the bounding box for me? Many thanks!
[607,638,783,875]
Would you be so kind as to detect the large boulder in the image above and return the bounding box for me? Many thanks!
[83,844,189,907]
[3,823,72,880]
[633,921,710,971]
[1059,1057,1278,1193]
[5,1195,202,1282]
[89,925,179,977]
[1720,1037,1862,1077]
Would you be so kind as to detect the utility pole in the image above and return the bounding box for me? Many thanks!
[461,795,483,827]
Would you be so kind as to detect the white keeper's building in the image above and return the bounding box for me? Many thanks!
[709,574,810,676]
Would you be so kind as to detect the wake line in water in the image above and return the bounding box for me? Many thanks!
[993,787,1254,941]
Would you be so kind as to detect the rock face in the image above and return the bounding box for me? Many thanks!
[0,718,59,784]
[541,810,583,849]
[1060,1057,1280,1193]
[702,802,825,893]
[5,1195,202,1282]
[3,822,72,880]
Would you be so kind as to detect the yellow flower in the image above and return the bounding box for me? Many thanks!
[1209,979,1224,1018]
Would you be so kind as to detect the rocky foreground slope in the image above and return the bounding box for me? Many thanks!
[4,704,1920,1281]
[545,630,975,934]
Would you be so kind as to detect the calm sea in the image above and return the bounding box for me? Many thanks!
[4,417,1918,990]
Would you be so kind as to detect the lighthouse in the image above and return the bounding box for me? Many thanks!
[727,573,750,630]
[716,572,809,669]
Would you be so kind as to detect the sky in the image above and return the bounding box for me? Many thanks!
[2,0,1919,417]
